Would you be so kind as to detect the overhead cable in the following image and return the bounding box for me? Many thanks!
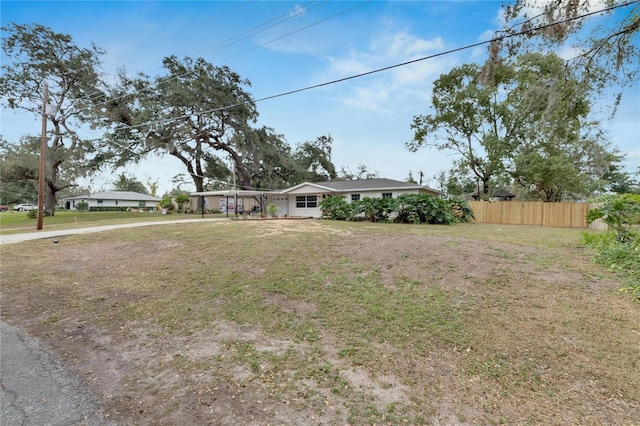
[118,0,638,132]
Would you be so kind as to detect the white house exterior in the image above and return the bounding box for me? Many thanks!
[62,191,161,210]
[280,178,441,218]
[190,178,441,218]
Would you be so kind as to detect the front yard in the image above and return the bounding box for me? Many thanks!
[1,220,637,425]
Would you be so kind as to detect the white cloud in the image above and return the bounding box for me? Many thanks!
[321,30,453,113]
[327,56,371,77]
[289,4,307,18]
[384,33,444,58]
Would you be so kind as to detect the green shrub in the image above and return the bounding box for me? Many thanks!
[175,194,189,211]
[76,201,89,212]
[26,209,52,219]
[353,196,396,223]
[267,203,279,218]
[582,230,640,295]
[159,196,174,210]
[395,194,456,225]
[587,194,640,243]
[447,198,475,222]
[319,195,353,220]
[88,207,129,212]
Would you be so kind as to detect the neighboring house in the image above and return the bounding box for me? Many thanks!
[62,191,162,210]
[191,178,441,218]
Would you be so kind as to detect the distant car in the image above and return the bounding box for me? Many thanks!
[14,203,38,211]
[0,205,8,212]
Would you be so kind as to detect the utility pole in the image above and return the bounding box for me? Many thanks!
[37,83,48,230]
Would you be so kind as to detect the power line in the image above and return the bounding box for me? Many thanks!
[117,0,637,133]
[222,0,372,61]
[74,1,254,102]
[85,0,345,107]
[190,0,329,60]
[100,0,638,189]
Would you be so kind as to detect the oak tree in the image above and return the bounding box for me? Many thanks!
[1,23,107,214]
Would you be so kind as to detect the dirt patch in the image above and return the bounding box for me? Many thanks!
[1,220,638,425]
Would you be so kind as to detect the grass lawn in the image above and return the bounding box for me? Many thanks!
[1,219,638,425]
[0,209,225,234]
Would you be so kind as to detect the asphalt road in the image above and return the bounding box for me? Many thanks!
[0,322,116,426]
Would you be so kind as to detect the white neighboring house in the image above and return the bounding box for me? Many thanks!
[62,191,162,211]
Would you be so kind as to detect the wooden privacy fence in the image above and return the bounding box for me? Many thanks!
[468,201,607,229]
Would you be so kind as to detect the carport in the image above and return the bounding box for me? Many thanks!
[190,189,283,217]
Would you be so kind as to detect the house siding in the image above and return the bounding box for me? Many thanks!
[287,188,430,218]
[63,192,161,210]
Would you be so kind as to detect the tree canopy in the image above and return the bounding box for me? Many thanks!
[496,0,639,101]
[111,173,148,194]
[0,136,39,204]
[0,23,107,214]
[101,55,258,193]
[408,52,624,201]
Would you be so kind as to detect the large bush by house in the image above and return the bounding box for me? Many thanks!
[319,195,354,220]
[319,194,473,225]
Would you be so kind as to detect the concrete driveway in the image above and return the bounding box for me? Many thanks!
[0,218,227,244]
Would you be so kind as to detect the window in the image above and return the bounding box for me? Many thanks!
[115,200,119,205]
[139,201,146,207]
[382,192,392,199]
[296,195,317,208]
[97,200,103,205]
[351,194,360,202]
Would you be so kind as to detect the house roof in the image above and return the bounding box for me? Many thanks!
[471,190,516,198]
[281,178,441,194]
[191,189,278,197]
[64,191,161,201]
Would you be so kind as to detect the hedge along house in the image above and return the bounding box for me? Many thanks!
[281,178,441,218]
[62,191,162,211]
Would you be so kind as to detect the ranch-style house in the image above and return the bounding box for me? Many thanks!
[191,178,441,218]
[61,191,162,210]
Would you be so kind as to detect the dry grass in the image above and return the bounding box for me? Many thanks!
[1,219,638,425]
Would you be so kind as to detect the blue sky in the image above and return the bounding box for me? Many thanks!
[1,1,638,195]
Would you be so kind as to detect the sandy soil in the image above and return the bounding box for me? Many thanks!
[1,220,638,425]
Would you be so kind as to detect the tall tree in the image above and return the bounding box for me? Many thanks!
[0,136,39,204]
[509,53,621,201]
[495,0,639,103]
[0,23,107,215]
[232,126,303,190]
[111,173,148,194]
[338,164,379,181]
[102,56,257,193]
[408,52,619,200]
[293,135,338,182]
[406,62,522,195]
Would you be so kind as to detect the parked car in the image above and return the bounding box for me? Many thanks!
[13,203,38,211]
[0,205,9,212]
